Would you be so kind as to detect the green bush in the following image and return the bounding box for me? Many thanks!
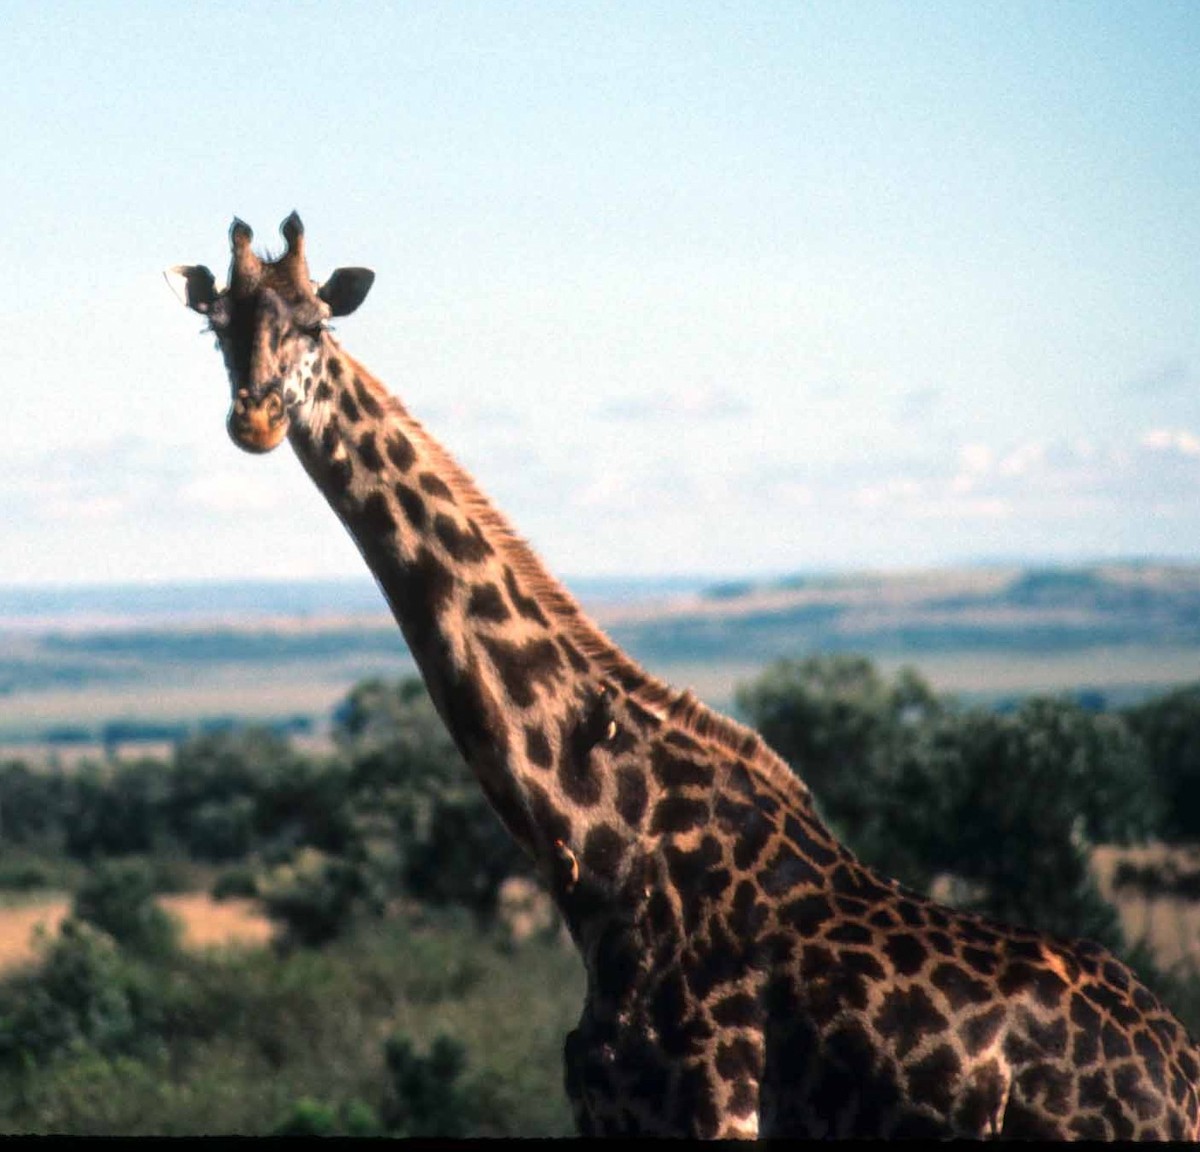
[380,1033,478,1137]
[72,860,180,961]
[211,866,260,901]
[258,848,377,948]
[273,1096,380,1136]
[0,1049,182,1136]
[0,920,143,1068]
[0,858,55,892]
[0,909,582,1135]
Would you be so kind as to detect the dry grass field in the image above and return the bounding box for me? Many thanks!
[0,901,69,972]
[1,849,1197,979]
[1093,844,1200,971]
[0,895,275,975]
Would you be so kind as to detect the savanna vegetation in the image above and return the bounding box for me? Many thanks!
[1,658,1199,1134]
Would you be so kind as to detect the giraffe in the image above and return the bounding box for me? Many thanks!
[166,213,1200,1140]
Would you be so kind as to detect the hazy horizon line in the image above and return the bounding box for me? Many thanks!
[2,553,1199,599]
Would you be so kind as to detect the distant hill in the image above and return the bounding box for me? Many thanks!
[1,562,1198,745]
[601,562,1200,665]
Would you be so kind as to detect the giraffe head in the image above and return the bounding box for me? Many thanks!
[167,212,375,453]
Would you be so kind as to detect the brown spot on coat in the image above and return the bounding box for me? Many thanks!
[480,635,563,709]
[419,472,454,501]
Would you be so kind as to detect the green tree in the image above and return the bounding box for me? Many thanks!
[882,700,1155,948]
[736,655,944,869]
[0,760,70,851]
[1124,683,1200,842]
[737,657,1161,950]
[167,727,353,863]
[336,678,529,917]
[65,760,171,859]
[255,754,354,856]
[168,728,290,861]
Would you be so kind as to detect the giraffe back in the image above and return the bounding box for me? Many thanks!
[558,713,1200,1139]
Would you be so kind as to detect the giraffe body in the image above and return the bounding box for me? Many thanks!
[168,215,1200,1140]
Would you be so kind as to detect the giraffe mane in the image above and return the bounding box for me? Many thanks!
[339,349,806,799]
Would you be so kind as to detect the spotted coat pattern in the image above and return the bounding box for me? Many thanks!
[170,215,1200,1140]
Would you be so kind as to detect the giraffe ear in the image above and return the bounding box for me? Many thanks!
[318,267,375,317]
[164,265,218,313]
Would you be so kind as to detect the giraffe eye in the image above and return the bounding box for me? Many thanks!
[294,318,324,339]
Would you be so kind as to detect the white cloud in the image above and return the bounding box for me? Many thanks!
[949,443,994,495]
[958,442,994,474]
[773,481,815,507]
[915,496,1011,521]
[854,476,924,510]
[599,385,750,422]
[179,473,282,514]
[998,440,1046,477]
[851,470,1011,521]
[50,495,127,521]
[1140,428,1200,457]
[574,472,632,510]
[824,428,1200,536]
[4,413,1200,586]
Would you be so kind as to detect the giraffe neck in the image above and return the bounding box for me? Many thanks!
[284,341,636,861]
[284,338,814,918]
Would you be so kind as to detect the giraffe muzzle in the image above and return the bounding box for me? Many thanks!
[227,388,289,454]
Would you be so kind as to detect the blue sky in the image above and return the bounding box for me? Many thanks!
[1,1,1197,586]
